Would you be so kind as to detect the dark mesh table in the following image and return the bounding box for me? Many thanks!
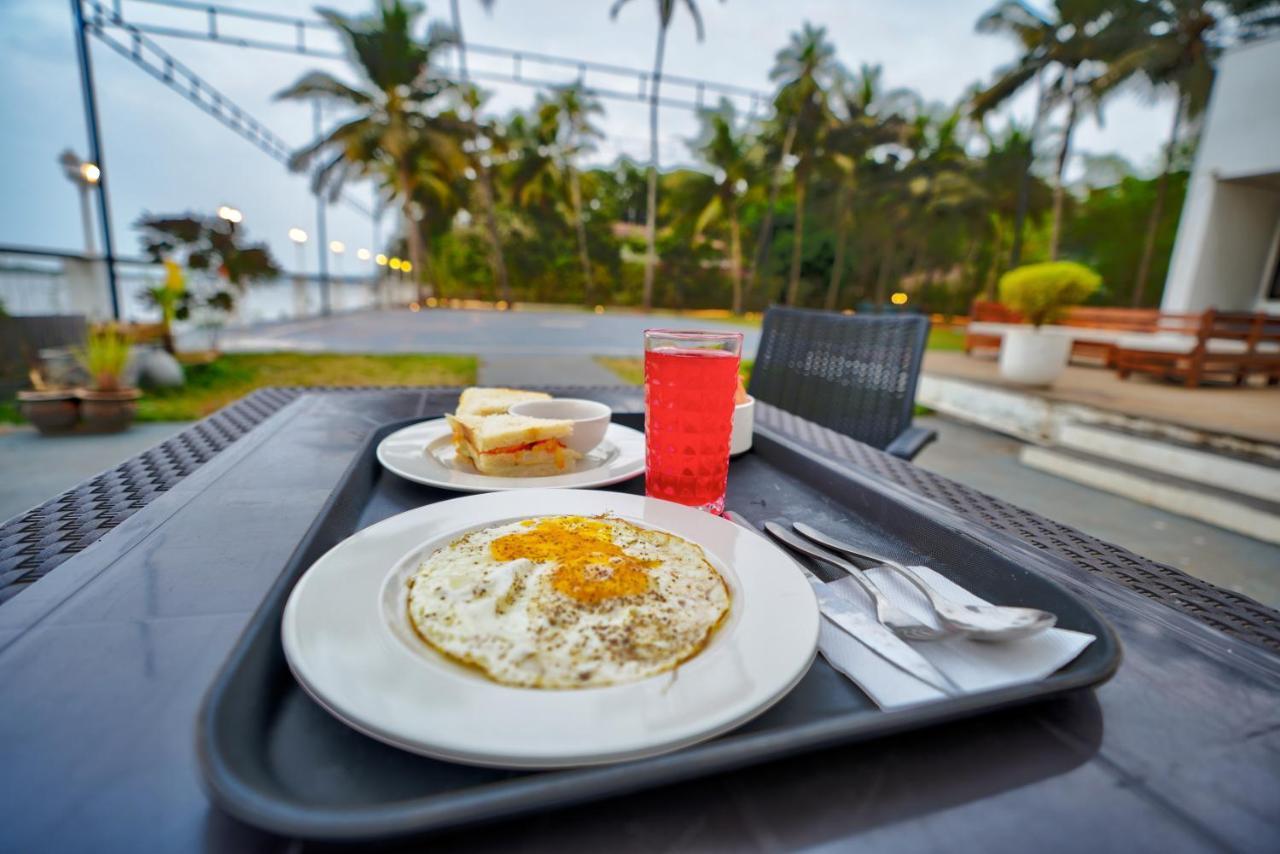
[0,388,1278,852]
[3,386,1276,652]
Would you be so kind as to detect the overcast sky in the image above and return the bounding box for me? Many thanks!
[0,0,1178,274]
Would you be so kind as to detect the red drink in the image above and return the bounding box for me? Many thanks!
[644,331,743,513]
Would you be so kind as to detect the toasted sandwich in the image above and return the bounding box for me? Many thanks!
[446,412,581,476]
[456,387,552,418]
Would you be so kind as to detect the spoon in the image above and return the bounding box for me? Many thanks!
[791,522,1057,642]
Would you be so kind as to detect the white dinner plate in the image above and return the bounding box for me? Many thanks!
[376,418,646,492]
[281,489,819,769]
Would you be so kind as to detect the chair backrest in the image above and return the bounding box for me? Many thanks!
[970,300,1022,323]
[1202,310,1280,352]
[749,307,930,450]
[1062,307,1161,332]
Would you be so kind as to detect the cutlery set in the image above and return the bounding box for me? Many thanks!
[725,512,1060,699]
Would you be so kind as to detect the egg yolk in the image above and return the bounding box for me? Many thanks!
[490,517,656,604]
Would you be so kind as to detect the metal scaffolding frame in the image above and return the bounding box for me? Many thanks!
[68,0,774,318]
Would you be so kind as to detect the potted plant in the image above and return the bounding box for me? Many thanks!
[997,261,1101,386]
[17,368,79,434]
[76,325,141,432]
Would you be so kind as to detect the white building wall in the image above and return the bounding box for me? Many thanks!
[1161,36,1280,313]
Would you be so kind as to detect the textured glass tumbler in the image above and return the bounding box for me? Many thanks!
[643,329,744,513]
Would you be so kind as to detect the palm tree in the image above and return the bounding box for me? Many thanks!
[548,84,606,305]
[976,119,1052,295]
[1100,0,1280,306]
[688,101,759,314]
[609,0,716,311]
[447,0,495,81]
[823,65,910,309]
[277,1,458,302]
[751,22,839,306]
[457,86,512,303]
[970,0,1126,262]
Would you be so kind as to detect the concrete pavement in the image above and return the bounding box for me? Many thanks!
[914,415,1280,608]
[219,308,761,358]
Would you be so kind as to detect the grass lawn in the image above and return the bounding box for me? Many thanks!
[132,352,476,421]
[926,326,967,351]
[0,353,475,424]
[596,326,960,387]
[597,357,754,386]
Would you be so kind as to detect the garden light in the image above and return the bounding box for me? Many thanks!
[288,227,308,244]
[891,292,909,305]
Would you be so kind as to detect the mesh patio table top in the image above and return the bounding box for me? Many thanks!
[3,385,1276,652]
[0,387,1277,852]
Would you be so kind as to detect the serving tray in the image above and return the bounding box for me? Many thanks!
[197,411,1120,842]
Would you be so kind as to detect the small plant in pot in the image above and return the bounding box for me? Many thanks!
[996,261,1101,386]
[17,368,79,435]
[76,325,141,432]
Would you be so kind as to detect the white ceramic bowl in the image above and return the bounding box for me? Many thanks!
[730,396,755,456]
[509,398,612,454]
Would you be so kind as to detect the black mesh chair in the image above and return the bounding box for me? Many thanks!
[749,307,937,460]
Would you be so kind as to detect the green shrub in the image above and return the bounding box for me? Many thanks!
[998,261,1102,327]
[76,325,132,391]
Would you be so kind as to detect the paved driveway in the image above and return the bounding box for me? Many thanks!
[218,308,761,358]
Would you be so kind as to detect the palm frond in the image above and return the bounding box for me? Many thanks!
[274,70,374,105]
[682,0,707,41]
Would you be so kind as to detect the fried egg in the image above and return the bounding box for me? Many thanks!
[406,515,731,689]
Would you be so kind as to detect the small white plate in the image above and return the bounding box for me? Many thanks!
[376,418,646,492]
[281,489,819,768]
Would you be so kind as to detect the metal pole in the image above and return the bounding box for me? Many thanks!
[70,0,121,320]
[312,100,330,316]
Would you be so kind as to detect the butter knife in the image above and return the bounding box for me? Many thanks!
[724,513,959,697]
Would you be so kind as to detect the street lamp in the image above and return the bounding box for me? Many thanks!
[375,254,388,266]
[58,150,99,255]
[217,205,243,224]
[329,240,345,254]
[356,248,371,261]
[288,227,308,277]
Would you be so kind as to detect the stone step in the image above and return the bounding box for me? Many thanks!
[1054,422,1280,504]
[1019,445,1280,545]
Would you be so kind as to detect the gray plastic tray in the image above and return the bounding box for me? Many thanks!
[197,412,1120,842]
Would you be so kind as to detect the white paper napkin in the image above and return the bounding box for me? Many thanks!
[816,564,1095,709]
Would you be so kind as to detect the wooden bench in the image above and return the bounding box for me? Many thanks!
[964,301,1021,356]
[965,302,1202,366]
[1114,310,1280,388]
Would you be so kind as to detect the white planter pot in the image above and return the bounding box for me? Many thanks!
[998,327,1072,386]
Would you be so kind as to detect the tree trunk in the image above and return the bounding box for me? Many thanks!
[568,163,594,305]
[728,206,743,315]
[1133,98,1183,307]
[397,162,431,301]
[786,175,808,305]
[825,180,851,311]
[747,117,798,306]
[875,232,898,308]
[476,162,510,304]
[1049,73,1079,261]
[1010,68,1047,269]
[642,24,668,311]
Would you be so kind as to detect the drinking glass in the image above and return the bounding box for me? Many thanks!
[643,329,744,514]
